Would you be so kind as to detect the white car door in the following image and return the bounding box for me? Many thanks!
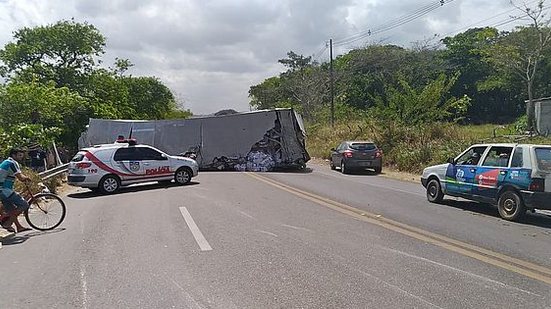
[137,147,172,181]
[112,147,143,182]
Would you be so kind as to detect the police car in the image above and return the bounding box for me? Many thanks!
[421,143,551,221]
[68,139,199,194]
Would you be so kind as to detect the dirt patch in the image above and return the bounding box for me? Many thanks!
[308,157,421,184]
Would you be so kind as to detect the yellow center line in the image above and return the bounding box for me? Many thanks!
[246,172,551,286]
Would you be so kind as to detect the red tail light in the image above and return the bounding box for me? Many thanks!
[529,178,545,192]
[76,162,92,169]
[375,150,383,158]
[343,151,353,158]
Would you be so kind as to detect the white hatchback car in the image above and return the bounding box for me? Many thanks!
[68,140,199,194]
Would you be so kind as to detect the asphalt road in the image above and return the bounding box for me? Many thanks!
[1,164,550,308]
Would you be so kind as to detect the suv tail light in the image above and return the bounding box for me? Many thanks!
[76,162,92,169]
[375,150,383,158]
[529,178,545,192]
[343,150,353,158]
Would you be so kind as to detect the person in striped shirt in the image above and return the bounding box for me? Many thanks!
[0,148,32,233]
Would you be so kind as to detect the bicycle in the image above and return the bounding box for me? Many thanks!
[0,183,66,231]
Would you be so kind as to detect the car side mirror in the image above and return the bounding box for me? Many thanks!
[447,157,456,165]
[330,148,336,152]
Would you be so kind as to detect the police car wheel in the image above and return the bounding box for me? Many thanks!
[497,190,525,221]
[175,168,192,185]
[426,179,444,203]
[99,175,120,194]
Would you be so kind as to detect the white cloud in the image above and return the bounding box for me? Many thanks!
[0,0,531,115]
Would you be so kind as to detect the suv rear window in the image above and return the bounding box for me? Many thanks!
[535,148,551,172]
[350,143,376,151]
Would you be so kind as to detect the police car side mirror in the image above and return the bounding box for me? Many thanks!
[447,157,456,165]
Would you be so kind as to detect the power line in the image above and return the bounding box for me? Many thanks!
[333,0,451,45]
[333,0,456,47]
[312,44,328,62]
[438,0,541,38]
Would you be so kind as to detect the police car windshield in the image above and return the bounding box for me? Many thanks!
[535,148,551,172]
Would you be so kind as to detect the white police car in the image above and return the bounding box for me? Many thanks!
[68,139,199,194]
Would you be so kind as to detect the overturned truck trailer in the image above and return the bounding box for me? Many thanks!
[78,108,310,171]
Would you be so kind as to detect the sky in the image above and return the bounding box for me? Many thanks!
[0,0,536,115]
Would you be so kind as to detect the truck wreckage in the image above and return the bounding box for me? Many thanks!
[78,108,310,172]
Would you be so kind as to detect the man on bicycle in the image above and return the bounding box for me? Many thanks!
[0,148,32,233]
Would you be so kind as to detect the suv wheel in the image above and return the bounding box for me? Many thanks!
[426,179,444,203]
[497,190,525,221]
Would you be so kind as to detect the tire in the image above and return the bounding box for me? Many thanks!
[341,161,349,174]
[426,179,444,203]
[497,190,525,221]
[330,160,336,170]
[25,193,66,231]
[374,166,382,174]
[174,167,192,185]
[99,175,120,194]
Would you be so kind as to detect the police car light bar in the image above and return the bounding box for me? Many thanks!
[115,138,138,146]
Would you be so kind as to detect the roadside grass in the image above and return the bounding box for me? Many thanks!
[14,168,64,195]
[306,120,551,174]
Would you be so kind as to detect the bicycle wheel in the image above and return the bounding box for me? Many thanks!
[25,193,66,231]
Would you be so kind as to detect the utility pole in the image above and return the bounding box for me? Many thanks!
[329,39,334,127]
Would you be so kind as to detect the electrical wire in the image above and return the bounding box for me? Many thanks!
[333,0,456,47]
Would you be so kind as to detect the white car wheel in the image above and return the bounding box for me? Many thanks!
[99,175,120,194]
[175,168,192,185]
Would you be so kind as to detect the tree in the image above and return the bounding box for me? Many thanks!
[441,27,522,122]
[334,45,445,110]
[110,58,134,77]
[484,1,551,132]
[0,82,91,147]
[0,20,106,89]
[124,76,176,119]
[249,51,329,119]
[370,73,471,125]
[278,51,312,72]
[249,77,284,110]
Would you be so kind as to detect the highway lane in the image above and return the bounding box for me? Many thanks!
[0,167,550,308]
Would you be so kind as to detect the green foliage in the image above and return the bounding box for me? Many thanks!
[513,115,528,133]
[370,73,471,125]
[250,51,328,120]
[123,76,176,119]
[0,124,60,153]
[0,82,90,147]
[0,20,189,152]
[0,20,105,88]
[278,51,312,72]
[165,109,193,119]
[249,76,284,110]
